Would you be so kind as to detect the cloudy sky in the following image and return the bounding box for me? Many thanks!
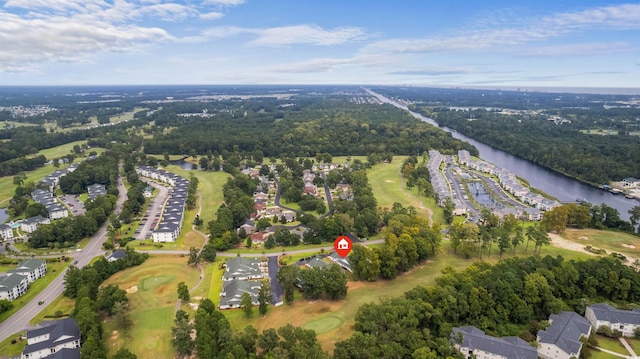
[0,0,639,87]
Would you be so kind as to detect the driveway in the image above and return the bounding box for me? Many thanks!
[267,256,283,305]
[59,195,86,216]
[135,180,169,240]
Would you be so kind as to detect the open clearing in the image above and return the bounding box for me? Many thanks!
[559,228,640,262]
[102,256,201,359]
[368,158,444,225]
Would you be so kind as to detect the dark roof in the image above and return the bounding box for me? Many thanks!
[17,258,46,271]
[588,303,640,326]
[220,279,261,307]
[49,347,81,359]
[107,249,127,261]
[24,318,80,354]
[0,274,27,290]
[22,215,49,225]
[452,326,537,359]
[537,311,591,356]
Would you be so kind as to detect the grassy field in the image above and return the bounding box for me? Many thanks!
[0,144,105,207]
[34,140,86,160]
[561,229,640,259]
[0,331,26,358]
[595,335,628,355]
[0,261,69,323]
[102,256,202,359]
[29,295,75,324]
[368,158,445,225]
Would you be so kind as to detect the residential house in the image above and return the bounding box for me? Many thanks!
[621,177,640,188]
[328,252,352,273]
[537,311,591,359]
[219,279,261,309]
[8,259,47,283]
[521,208,543,222]
[537,199,560,212]
[452,199,468,216]
[0,274,28,301]
[222,257,265,281]
[239,220,256,236]
[304,257,331,269]
[21,318,81,359]
[46,204,69,220]
[106,249,126,262]
[585,303,640,337]
[143,186,153,198]
[451,326,537,359]
[20,216,51,233]
[87,183,107,199]
[0,224,13,240]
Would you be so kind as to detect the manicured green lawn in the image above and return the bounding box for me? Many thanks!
[0,261,69,323]
[562,229,640,259]
[595,335,628,354]
[35,140,87,160]
[29,295,75,324]
[102,255,202,359]
[368,158,445,225]
[163,166,230,224]
[0,331,26,358]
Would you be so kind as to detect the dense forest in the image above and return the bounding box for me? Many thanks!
[142,100,477,158]
[419,107,640,184]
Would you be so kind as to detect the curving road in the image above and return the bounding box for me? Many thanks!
[0,168,127,343]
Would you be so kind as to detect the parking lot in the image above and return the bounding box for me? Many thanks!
[59,195,86,216]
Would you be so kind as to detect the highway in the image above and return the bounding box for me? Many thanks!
[0,169,127,343]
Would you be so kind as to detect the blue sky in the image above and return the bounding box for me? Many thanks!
[0,0,639,88]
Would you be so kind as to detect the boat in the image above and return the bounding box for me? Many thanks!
[576,198,588,203]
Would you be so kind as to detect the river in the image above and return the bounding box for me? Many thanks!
[366,89,638,221]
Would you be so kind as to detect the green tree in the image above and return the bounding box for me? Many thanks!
[258,280,271,316]
[187,247,200,266]
[349,244,381,281]
[241,292,253,317]
[277,265,300,304]
[112,301,131,331]
[177,282,190,302]
[112,348,137,359]
[172,310,194,356]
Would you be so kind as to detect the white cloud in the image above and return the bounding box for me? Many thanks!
[0,5,172,72]
[266,54,390,73]
[199,24,366,46]
[518,42,636,57]
[362,3,640,55]
[203,0,245,6]
[250,25,366,46]
[200,11,224,20]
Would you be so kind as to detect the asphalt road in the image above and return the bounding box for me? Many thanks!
[135,180,169,240]
[0,169,127,343]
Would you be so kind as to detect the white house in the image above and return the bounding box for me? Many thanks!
[21,318,81,359]
[9,259,47,283]
[585,303,640,337]
[621,177,640,188]
[0,274,28,301]
[537,311,591,359]
[20,216,51,233]
[0,224,13,240]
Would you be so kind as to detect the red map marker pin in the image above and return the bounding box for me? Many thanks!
[333,235,352,258]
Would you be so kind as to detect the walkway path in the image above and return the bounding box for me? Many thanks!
[620,338,639,358]
[596,346,630,358]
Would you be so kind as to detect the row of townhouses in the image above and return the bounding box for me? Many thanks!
[453,303,640,359]
[428,150,467,215]
[458,150,560,219]
[87,183,107,200]
[135,166,189,242]
[219,257,268,309]
[31,189,68,221]
[38,163,79,193]
[0,259,47,301]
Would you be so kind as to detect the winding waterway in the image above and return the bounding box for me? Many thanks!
[366,89,637,221]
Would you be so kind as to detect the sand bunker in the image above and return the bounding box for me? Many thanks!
[578,236,589,240]
[622,243,636,249]
[126,286,138,294]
